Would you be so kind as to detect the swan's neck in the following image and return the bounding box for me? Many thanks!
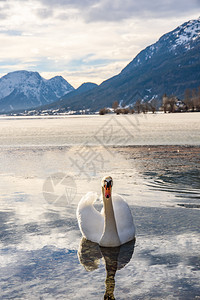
[99,188,121,247]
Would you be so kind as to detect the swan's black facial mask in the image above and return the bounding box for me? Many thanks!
[105,180,112,188]
[104,179,113,198]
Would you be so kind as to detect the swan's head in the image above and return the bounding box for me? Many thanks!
[101,176,113,199]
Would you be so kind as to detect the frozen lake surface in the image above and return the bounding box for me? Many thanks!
[0,112,199,147]
[0,113,199,299]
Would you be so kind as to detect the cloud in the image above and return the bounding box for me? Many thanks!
[0,12,8,19]
[38,0,200,22]
[85,0,200,22]
[39,0,98,9]
[36,7,54,19]
[41,60,126,87]
[0,0,199,87]
[0,30,22,36]
[0,0,10,19]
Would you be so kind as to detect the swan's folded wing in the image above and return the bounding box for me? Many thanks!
[76,192,104,244]
[112,194,135,245]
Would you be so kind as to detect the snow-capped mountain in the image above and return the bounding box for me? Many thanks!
[50,16,199,111]
[170,17,200,49]
[32,82,98,112]
[3,17,200,114]
[123,17,200,71]
[0,71,74,112]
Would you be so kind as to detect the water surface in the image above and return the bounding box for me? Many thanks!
[0,113,199,299]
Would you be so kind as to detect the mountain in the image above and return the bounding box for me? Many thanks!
[0,71,74,112]
[40,17,200,112]
[56,82,98,110]
[38,82,98,111]
[74,82,98,94]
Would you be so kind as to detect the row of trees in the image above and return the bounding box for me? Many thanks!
[99,87,200,115]
[184,87,200,111]
[99,107,134,115]
[99,99,158,115]
[163,87,200,113]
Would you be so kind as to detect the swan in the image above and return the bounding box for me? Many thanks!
[76,176,135,247]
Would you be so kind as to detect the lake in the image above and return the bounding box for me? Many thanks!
[0,113,200,299]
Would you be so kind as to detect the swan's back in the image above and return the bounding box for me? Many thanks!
[112,194,135,245]
[76,192,104,244]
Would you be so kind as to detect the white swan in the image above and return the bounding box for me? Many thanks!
[76,176,135,247]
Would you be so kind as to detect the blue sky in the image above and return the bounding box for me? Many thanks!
[0,0,199,87]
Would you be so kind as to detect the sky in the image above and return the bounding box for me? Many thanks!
[0,0,199,88]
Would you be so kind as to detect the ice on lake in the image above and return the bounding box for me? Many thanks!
[0,113,199,299]
[0,112,199,147]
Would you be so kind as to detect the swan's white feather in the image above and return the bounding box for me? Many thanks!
[112,194,135,244]
[77,191,135,245]
[76,192,104,244]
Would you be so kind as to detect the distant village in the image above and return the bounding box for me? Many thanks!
[9,87,200,117]
[99,87,200,115]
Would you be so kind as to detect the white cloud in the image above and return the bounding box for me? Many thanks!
[41,61,126,87]
[0,0,199,87]
[84,0,200,22]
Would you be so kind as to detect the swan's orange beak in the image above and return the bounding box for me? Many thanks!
[104,186,111,199]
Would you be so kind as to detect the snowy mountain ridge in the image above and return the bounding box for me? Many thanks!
[0,71,74,112]
[170,17,200,49]
[125,17,200,70]
[45,16,200,112]
[1,17,200,113]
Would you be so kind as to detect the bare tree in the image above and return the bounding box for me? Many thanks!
[99,108,109,115]
[168,96,176,113]
[134,99,142,114]
[184,89,192,111]
[141,103,148,114]
[162,94,176,113]
[112,101,119,110]
[122,108,130,114]
[197,87,200,111]
[162,93,168,113]
[115,108,122,114]
[149,99,157,113]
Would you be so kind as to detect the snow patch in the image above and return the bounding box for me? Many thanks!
[0,71,74,109]
[171,18,200,50]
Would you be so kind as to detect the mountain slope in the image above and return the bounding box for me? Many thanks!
[43,17,200,112]
[0,71,74,112]
[34,82,98,112]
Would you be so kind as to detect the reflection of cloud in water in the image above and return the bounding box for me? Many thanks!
[78,237,135,299]
[0,246,81,299]
[0,204,80,251]
[0,142,200,299]
[117,232,200,299]
[0,205,199,299]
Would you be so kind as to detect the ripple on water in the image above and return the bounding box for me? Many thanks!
[144,168,200,207]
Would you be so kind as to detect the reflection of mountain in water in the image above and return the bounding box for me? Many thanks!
[78,238,135,300]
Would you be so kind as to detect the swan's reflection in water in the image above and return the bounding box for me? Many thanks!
[78,238,135,299]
